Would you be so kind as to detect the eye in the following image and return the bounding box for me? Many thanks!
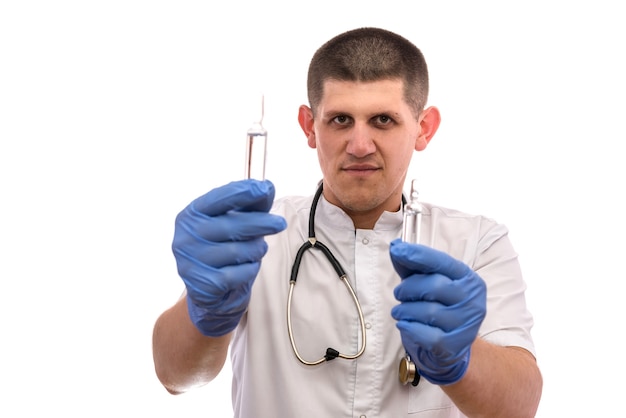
[332,115,352,125]
[373,114,394,126]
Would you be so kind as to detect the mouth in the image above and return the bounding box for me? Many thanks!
[342,164,380,176]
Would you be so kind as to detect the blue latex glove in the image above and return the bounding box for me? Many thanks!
[172,179,287,337]
[389,239,487,385]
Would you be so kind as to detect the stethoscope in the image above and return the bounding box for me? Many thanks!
[286,182,421,386]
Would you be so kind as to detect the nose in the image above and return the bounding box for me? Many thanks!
[345,123,376,158]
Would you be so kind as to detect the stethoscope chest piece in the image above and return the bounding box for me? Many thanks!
[399,355,420,386]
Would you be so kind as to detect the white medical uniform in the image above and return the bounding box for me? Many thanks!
[230,192,536,418]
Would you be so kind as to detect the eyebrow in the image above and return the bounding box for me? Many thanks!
[321,107,403,118]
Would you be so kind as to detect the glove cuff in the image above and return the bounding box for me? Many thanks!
[186,294,244,337]
[417,349,471,386]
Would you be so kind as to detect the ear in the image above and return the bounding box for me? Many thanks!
[415,106,441,151]
[298,105,317,149]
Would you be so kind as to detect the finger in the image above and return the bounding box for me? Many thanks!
[190,179,276,216]
[177,210,286,242]
[393,273,466,305]
[391,301,464,332]
[180,261,261,305]
[390,239,470,280]
[174,237,269,268]
[396,320,470,383]
[395,319,446,353]
[190,282,253,316]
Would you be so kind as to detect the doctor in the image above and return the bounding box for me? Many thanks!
[152,27,543,417]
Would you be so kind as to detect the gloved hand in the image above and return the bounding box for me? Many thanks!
[172,179,287,337]
[389,239,486,385]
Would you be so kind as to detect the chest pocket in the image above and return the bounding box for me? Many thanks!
[408,380,458,416]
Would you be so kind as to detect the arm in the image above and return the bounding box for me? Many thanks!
[151,180,286,394]
[390,240,542,417]
[152,296,231,394]
[442,339,542,418]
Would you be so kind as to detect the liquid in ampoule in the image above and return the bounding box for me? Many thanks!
[244,95,267,180]
[402,179,423,244]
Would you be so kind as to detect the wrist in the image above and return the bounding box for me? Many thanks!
[186,294,244,337]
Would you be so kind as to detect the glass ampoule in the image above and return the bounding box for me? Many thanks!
[401,179,423,244]
[399,178,424,387]
[244,95,267,180]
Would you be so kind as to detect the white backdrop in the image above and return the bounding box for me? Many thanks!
[1,1,624,416]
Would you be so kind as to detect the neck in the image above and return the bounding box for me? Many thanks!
[315,182,405,230]
[345,209,386,230]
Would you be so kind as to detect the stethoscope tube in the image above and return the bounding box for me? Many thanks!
[286,183,419,386]
[287,183,366,365]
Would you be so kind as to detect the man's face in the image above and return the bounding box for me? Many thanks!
[299,79,433,224]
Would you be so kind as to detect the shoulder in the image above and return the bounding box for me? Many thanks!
[421,202,512,262]
[423,202,504,232]
[423,201,495,221]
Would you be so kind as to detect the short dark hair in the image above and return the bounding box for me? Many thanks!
[307,27,429,117]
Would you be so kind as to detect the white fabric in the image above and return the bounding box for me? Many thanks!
[230,192,535,418]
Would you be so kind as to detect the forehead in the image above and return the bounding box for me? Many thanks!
[318,79,411,114]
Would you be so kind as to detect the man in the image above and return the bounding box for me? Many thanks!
[152,27,543,417]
